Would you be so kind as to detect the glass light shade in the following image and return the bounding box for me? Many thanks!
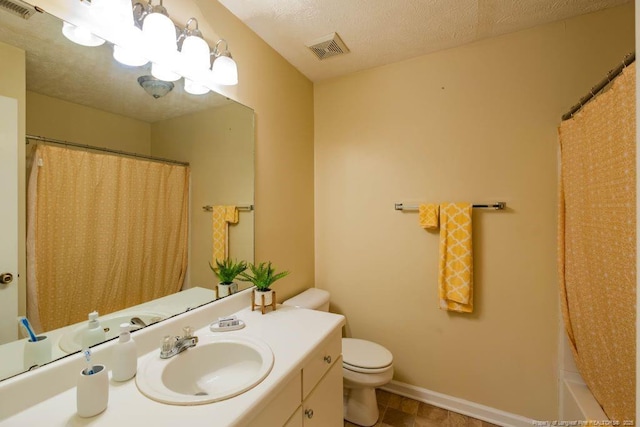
[113,45,148,67]
[90,0,135,42]
[113,25,148,67]
[62,22,105,47]
[151,62,181,82]
[211,55,238,86]
[138,76,174,99]
[181,35,210,73]
[142,12,177,60]
[184,79,210,95]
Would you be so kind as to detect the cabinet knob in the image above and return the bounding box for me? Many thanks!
[0,273,13,285]
[304,408,314,419]
[323,355,332,364]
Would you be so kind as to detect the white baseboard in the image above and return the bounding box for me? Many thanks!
[381,380,534,427]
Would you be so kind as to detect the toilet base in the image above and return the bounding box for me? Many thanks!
[343,386,379,426]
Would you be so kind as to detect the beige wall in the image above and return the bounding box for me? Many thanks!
[0,41,26,318]
[26,91,151,153]
[185,1,315,300]
[314,4,634,420]
[151,103,255,289]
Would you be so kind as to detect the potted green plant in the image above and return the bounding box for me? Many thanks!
[239,261,289,306]
[209,258,247,298]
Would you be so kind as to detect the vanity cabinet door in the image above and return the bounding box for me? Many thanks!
[284,407,303,427]
[247,372,301,427]
[302,333,341,398]
[302,355,343,427]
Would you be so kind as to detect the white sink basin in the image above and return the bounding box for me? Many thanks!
[58,311,166,353]
[136,335,274,405]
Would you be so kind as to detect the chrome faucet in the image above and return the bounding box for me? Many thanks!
[160,326,198,359]
[130,317,147,330]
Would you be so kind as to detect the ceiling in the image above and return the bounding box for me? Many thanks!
[0,0,631,119]
[218,0,632,82]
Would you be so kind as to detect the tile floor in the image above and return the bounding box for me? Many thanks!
[344,389,501,427]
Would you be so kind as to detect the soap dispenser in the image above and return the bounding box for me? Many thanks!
[82,311,106,348]
[112,323,137,382]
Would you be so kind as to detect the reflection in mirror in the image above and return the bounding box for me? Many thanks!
[0,5,254,381]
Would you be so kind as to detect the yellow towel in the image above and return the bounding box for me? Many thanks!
[212,205,239,264]
[438,203,473,313]
[418,204,439,229]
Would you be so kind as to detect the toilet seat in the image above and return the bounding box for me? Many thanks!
[342,338,393,374]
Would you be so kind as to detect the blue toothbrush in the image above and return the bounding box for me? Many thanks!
[82,347,94,375]
[18,317,37,342]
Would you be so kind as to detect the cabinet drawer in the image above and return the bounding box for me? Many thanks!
[248,371,301,427]
[302,332,341,399]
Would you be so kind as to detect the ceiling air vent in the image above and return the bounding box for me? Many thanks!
[306,32,350,60]
[0,0,36,19]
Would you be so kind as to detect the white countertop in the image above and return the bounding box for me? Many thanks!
[0,293,345,427]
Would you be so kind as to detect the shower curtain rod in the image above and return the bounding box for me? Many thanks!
[561,52,635,121]
[25,134,190,166]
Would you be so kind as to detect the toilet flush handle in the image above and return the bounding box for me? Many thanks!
[323,355,332,364]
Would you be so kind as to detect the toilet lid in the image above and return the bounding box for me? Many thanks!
[342,338,393,371]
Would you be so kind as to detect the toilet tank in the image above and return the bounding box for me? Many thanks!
[282,288,330,312]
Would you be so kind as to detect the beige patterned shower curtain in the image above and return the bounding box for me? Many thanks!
[27,144,190,332]
[558,62,635,421]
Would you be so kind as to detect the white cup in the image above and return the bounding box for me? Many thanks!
[77,364,109,418]
[23,336,51,370]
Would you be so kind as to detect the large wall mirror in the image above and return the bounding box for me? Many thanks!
[0,5,254,381]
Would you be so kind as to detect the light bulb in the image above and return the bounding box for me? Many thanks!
[184,79,209,95]
[113,26,147,67]
[62,22,105,47]
[113,45,148,67]
[151,62,181,82]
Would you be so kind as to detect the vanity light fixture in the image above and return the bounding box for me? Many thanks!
[211,39,238,86]
[61,0,239,95]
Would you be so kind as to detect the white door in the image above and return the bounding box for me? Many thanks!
[0,96,18,344]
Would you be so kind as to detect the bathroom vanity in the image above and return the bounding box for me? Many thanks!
[250,331,343,426]
[0,289,345,426]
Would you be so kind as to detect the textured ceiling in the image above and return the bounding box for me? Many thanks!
[218,0,632,82]
[0,0,631,117]
[0,8,231,123]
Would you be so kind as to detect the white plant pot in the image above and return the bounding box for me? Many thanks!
[217,282,239,298]
[253,289,274,306]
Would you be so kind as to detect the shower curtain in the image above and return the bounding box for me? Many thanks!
[558,62,636,421]
[27,144,190,332]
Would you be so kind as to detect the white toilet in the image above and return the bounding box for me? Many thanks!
[283,288,394,427]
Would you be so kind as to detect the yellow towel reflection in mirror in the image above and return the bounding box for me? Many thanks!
[212,206,239,264]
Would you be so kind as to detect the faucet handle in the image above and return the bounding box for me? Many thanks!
[161,335,174,353]
[182,326,194,338]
